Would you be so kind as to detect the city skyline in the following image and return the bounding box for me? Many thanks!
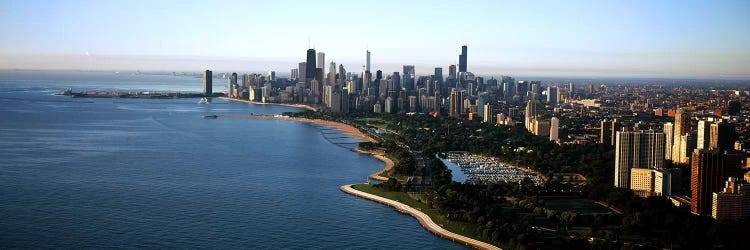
[1,0,749,79]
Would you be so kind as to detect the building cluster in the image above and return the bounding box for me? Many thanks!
[200,45,749,222]
[610,98,750,221]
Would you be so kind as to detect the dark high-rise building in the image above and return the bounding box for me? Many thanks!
[547,86,558,105]
[392,72,401,91]
[691,149,730,215]
[403,65,415,91]
[305,49,317,85]
[710,120,737,150]
[375,70,383,82]
[448,65,457,79]
[434,67,443,83]
[458,45,467,72]
[449,89,465,118]
[202,70,212,96]
[515,81,528,98]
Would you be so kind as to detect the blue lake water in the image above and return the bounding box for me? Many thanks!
[0,71,464,249]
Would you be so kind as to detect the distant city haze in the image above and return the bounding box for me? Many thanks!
[1,0,749,79]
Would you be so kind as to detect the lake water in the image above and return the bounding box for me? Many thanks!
[0,71,464,249]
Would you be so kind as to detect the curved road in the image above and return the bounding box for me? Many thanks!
[340,184,501,250]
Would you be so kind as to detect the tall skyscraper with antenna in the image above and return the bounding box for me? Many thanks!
[305,49,316,85]
[458,45,467,72]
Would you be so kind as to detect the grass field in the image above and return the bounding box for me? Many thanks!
[352,184,494,246]
[540,196,613,214]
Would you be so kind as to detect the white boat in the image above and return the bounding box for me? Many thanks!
[199,97,209,104]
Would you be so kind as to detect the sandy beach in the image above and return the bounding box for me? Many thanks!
[352,148,393,182]
[220,97,318,111]
[217,115,374,142]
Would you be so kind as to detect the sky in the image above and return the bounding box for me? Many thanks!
[1,0,749,78]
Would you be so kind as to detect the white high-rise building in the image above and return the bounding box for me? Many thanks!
[483,103,493,123]
[366,50,371,72]
[524,100,537,131]
[664,122,674,160]
[614,130,666,188]
[550,117,559,141]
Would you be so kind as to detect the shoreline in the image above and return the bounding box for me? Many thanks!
[214,105,496,249]
[219,97,318,111]
[340,184,501,250]
[217,114,373,142]
[351,148,393,182]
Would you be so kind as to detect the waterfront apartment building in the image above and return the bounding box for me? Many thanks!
[614,130,666,188]
[202,70,212,96]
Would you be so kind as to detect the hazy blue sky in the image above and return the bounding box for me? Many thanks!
[1,0,749,78]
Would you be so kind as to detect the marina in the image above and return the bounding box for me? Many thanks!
[443,152,544,186]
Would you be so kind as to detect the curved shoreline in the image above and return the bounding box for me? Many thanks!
[340,184,501,250]
[351,148,393,182]
[213,107,496,249]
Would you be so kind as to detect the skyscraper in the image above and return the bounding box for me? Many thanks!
[448,65,457,79]
[202,70,212,96]
[298,62,307,84]
[366,50,371,73]
[614,130,666,188]
[692,149,727,216]
[664,122,674,160]
[449,89,465,118]
[525,100,538,131]
[550,117,559,141]
[403,65,415,91]
[547,86,558,105]
[697,120,711,150]
[600,120,612,145]
[710,120,737,150]
[305,49,316,85]
[327,61,337,86]
[316,52,325,73]
[434,67,443,84]
[483,103,493,123]
[458,45,467,72]
[672,108,689,162]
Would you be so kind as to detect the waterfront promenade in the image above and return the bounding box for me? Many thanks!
[340,184,501,250]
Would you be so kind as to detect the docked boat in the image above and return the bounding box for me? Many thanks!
[198,97,209,104]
